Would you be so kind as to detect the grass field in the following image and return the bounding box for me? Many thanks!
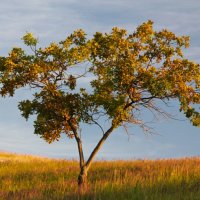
[0,152,200,200]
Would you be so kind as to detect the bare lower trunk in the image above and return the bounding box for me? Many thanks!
[78,166,88,194]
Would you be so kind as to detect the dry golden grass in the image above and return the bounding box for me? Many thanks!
[0,151,200,199]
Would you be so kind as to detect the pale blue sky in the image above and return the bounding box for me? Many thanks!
[0,0,199,160]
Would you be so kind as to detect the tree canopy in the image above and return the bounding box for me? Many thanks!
[0,20,199,186]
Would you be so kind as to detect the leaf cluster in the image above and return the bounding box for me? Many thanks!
[0,21,199,143]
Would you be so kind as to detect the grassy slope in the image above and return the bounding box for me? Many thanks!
[0,152,200,200]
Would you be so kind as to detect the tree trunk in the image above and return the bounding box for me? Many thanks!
[78,166,88,193]
[77,125,114,190]
[69,120,115,192]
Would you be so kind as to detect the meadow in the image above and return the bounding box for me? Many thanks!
[0,152,200,200]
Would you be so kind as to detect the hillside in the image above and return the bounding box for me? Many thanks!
[0,152,200,200]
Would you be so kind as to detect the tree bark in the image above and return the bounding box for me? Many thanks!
[85,125,114,170]
[77,125,115,191]
[69,119,115,191]
[68,119,85,168]
[78,166,88,186]
[67,119,87,192]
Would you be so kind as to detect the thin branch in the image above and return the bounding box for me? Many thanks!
[90,118,105,135]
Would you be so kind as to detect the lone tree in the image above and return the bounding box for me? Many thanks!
[0,21,199,187]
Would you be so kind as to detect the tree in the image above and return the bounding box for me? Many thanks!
[0,21,199,189]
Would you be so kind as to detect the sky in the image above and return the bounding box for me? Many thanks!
[0,0,200,160]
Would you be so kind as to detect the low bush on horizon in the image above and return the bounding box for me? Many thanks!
[0,152,200,200]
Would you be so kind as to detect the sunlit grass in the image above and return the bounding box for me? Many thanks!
[0,151,200,199]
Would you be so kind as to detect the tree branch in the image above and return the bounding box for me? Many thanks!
[68,119,85,168]
[90,117,105,135]
[85,125,114,170]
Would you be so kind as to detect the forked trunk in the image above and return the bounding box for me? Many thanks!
[71,123,115,193]
[76,125,115,191]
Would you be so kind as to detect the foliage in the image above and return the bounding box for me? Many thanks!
[0,21,199,184]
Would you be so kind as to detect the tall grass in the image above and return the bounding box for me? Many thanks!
[0,152,200,199]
